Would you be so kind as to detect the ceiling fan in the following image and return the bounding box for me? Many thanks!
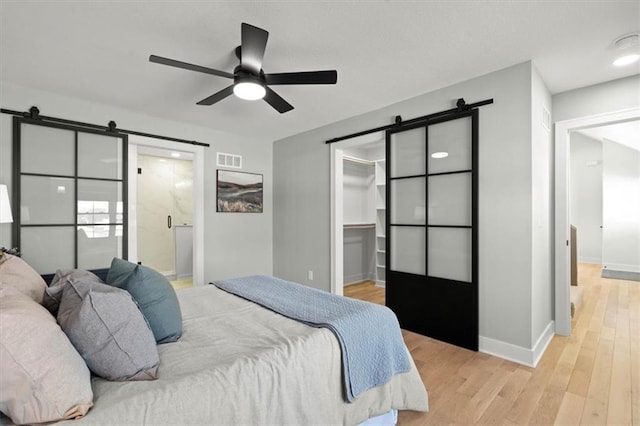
[149,23,338,113]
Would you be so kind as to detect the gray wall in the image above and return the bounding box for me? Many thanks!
[553,75,640,123]
[530,64,554,347]
[570,132,603,264]
[0,82,273,281]
[274,61,546,349]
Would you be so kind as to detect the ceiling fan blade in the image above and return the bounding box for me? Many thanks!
[265,70,338,85]
[264,87,294,113]
[196,85,235,105]
[150,55,233,79]
[240,23,268,74]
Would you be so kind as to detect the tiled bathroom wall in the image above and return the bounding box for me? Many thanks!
[137,154,193,276]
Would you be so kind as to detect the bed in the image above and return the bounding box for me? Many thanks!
[0,255,428,425]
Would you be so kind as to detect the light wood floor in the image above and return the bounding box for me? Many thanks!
[170,277,193,290]
[343,265,639,425]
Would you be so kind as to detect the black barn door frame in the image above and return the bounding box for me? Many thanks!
[12,116,129,272]
[385,108,479,351]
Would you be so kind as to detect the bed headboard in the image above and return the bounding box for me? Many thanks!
[41,268,110,285]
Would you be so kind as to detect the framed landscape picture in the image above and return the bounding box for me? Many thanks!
[216,170,263,213]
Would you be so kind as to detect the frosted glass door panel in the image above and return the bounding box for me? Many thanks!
[20,124,75,176]
[428,173,472,226]
[428,117,471,174]
[77,225,123,270]
[390,178,426,224]
[428,227,471,282]
[20,176,75,224]
[21,227,75,273]
[78,133,123,179]
[390,128,426,177]
[390,226,425,275]
[77,180,123,225]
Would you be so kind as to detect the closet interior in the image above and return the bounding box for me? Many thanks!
[342,141,386,288]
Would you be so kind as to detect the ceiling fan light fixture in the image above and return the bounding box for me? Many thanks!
[233,80,266,100]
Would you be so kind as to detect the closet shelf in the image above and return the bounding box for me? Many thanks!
[343,155,375,167]
[344,223,376,229]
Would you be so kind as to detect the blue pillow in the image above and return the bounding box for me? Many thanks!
[106,258,183,344]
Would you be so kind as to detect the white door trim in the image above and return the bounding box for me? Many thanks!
[330,146,344,296]
[127,135,205,286]
[554,107,640,335]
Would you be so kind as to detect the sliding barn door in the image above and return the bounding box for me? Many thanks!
[386,110,478,351]
[14,118,127,275]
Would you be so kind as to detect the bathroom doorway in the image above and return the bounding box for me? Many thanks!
[137,146,194,287]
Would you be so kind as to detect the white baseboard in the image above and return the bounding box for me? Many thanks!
[603,263,640,273]
[479,320,555,368]
[344,273,376,286]
[532,321,555,367]
[577,257,601,264]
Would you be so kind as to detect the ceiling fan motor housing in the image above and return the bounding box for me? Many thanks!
[234,65,266,87]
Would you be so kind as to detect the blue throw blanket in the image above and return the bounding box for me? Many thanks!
[212,275,410,402]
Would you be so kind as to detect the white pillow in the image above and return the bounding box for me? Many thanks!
[0,286,93,424]
[0,253,47,304]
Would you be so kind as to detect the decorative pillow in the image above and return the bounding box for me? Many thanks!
[43,269,103,316]
[0,286,93,424]
[0,253,47,304]
[106,258,183,344]
[57,277,160,381]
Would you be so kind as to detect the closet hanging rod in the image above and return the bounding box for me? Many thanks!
[344,223,376,229]
[343,155,375,167]
[1,106,210,147]
[325,97,493,144]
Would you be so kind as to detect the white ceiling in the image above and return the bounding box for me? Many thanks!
[578,120,640,152]
[1,1,638,142]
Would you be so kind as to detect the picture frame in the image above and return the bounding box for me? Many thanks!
[216,170,263,213]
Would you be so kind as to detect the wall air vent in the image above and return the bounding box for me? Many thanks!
[542,105,551,132]
[216,152,242,169]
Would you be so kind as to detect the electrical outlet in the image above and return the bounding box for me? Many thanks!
[307,270,314,281]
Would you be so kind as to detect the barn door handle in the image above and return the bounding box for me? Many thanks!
[168,215,172,229]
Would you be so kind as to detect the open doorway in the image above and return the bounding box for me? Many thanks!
[137,147,194,288]
[127,135,205,287]
[568,119,640,321]
[554,107,640,336]
[330,132,385,301]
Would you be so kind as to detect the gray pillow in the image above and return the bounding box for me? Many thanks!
[43,269,103,316]
[57,277,159,381]
[106,258,183,344]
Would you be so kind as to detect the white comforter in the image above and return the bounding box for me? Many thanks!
[63,285,428,425]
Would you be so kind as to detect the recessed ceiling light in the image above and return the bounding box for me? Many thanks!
[171,152,181,158]
[613,54,640,67]
[611,32,640,67]
[431,152,449,159]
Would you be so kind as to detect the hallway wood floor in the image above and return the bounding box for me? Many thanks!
[343,265,639,425]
